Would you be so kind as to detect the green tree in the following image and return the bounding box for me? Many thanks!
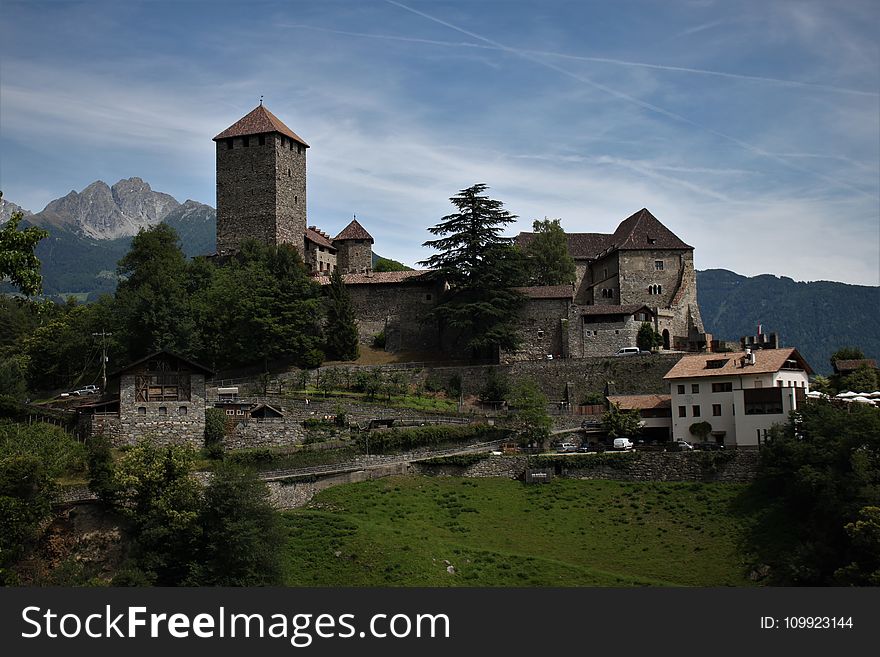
[479,368,510,403]
[419,184,527,358]
[112,441,203,585]
[835,506,880,585]
[636,322,662,352]
[840,365,878,393]
[192,242,324,370]
[204,408,227,459]
[115,223,198,360]
[830,347,865,368]
[190,462,283,586]
[324,268,359,361]
[689,421,712,441]
[522,218,575,286]
[602,402,642,438]
[750,401,880,584]
[0,192,48,296]
[373,257,411,272]
[509,380,551,446]
[0,455,54,583]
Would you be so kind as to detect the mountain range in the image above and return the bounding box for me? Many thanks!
[3,180,877,373]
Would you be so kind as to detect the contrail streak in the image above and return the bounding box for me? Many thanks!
[384,0,878,201]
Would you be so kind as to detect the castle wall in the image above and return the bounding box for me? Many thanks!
[588,252,620,304]
[579,313,645,357]
[347,282,441,351]
[505,297,571,362]
[215,134,306,255]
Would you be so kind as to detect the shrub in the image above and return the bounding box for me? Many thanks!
[372,331,386,349]
[204,408,227,459]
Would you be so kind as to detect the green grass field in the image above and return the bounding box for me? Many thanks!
[281,476,755,587]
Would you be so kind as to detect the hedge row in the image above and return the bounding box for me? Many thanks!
[531,452,640,470]
[418,453,491,467]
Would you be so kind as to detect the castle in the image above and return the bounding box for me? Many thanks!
[213,104,709,361]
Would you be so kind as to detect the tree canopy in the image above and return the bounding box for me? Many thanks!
[419,184,526,357]
[522,218,575,286]
[324,268,359,361]
[749,401,880,585]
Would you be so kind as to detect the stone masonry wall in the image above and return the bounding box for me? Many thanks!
[216,134,306,255]
[346,281,442,351]
[413,451,758,483]
[507,297,570,362]
[117,373,207,448]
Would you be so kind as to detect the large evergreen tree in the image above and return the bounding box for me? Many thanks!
[115,223,198,360]
[419,184,526,358]
[324,268,359,361]
[522,218,575,286]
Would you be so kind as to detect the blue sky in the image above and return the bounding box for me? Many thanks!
[1,0,878,285]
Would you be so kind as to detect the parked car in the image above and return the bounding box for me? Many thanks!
[612,437,634,450]
[614,347,641,357]
[556,442,578,453]
[666,440,695,452]
[72,385,100,396]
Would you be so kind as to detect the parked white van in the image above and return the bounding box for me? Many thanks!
[614,347,641,357]
[612,437,634,450]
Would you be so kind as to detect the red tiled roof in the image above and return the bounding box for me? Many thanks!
[834,358,877,373]
[663,348,813,379]
[305,228,335,250]
[513,285,574,299]
[606,208,691,252]
[334,218,373,242]
[516,231,612,259]
[213,105,309,146]
[607,394,671,410]
[314,270,431,285]
[580,304,652,316]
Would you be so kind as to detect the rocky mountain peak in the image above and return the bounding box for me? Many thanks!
[0,197,32,223]
[33,178,181,240]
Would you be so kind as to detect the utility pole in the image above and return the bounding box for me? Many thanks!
[92,330,113,391]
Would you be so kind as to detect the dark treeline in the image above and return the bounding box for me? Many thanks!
[1,223,358,394]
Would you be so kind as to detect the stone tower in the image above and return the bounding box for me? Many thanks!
[333,218,374,274]
[213,104,309,256]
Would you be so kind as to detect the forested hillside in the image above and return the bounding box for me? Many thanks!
[696,269,879,374]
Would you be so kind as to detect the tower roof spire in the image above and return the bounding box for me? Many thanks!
[213,104,309,147]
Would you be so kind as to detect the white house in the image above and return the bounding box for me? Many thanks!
[663,347,812,448]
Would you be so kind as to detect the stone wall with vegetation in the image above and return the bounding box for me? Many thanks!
[414,450,758,483]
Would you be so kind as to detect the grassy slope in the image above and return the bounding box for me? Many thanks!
[281,477,754,587]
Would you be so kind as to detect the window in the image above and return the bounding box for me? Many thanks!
[692,405,701,417]
[678,406,686,418]
[258,135,266,146]
[236,409,245,416]
[158,406,167,415]
[706,359,729,369]
[744,388,784,415]
[225,138,233,150]
[226,409,235,416]
[425,293,432,301]
[655,260,664,271]
[677,385,685,394]
[242,137,249,147]
[137,407,146,415]
[178,406,188,415]
[712,382,732,392]
[691,384,700,394]
[537,329,545,339]
[777,380,784,387]
[712,404,722,416]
